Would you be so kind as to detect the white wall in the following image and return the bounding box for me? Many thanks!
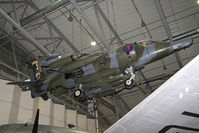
[88,118,96,132]
[38,98,51,125]
[53,104,65,127]
[77,114,87,130]
[0,79,97,132]
[66,109,77,129]
[0,79,14,124]
[18,91,33,123]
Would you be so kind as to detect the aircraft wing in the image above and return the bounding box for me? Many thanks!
[105,55,199,133]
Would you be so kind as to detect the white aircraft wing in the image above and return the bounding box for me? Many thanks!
[105,55,199,133]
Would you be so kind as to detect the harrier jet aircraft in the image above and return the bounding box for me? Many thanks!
[8,39,192,101]
[0,107,91,133]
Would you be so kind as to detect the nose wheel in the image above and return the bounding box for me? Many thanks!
[124,66,135,87]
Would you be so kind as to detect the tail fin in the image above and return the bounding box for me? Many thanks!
[30,69,36,81]
[7,59,49,100]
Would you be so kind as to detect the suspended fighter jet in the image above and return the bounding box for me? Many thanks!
[7,39,192,101]
[0,107,91,133]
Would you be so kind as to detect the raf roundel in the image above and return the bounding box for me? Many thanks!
[123,44,133,53]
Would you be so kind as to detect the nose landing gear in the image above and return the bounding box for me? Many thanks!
[125,79,133,86]
[124,66,135,87]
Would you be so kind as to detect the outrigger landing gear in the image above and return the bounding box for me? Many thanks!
[74,84,83,97]
[124,66,135,86]
[74,89,82,97]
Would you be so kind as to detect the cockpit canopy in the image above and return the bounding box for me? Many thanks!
[138,40,165,45]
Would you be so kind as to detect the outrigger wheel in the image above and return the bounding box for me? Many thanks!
[74,89,82,97]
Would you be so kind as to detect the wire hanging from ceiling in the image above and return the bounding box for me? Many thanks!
[111,1,117,32]
[71,9,74,44]
[108,0,120,45]
[130,0,152,39]
[106,0,111,40]
[80,19,83,53]
[60,6,104,51]
[194,14,199,27]
[168,0,181,33]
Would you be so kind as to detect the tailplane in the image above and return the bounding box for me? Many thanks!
[7,58,50,101]
[7,80,36,86]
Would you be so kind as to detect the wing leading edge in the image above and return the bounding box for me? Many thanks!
[105,55,199,133]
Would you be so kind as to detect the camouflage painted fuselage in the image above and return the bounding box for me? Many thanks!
[18,39,193,99]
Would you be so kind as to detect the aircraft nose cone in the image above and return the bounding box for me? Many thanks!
[171,39,193,51]
[181,39,193,48]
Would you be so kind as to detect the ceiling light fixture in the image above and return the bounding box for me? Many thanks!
[91,41,96,46]
[198,0,199,4]
[68,14,73,22]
